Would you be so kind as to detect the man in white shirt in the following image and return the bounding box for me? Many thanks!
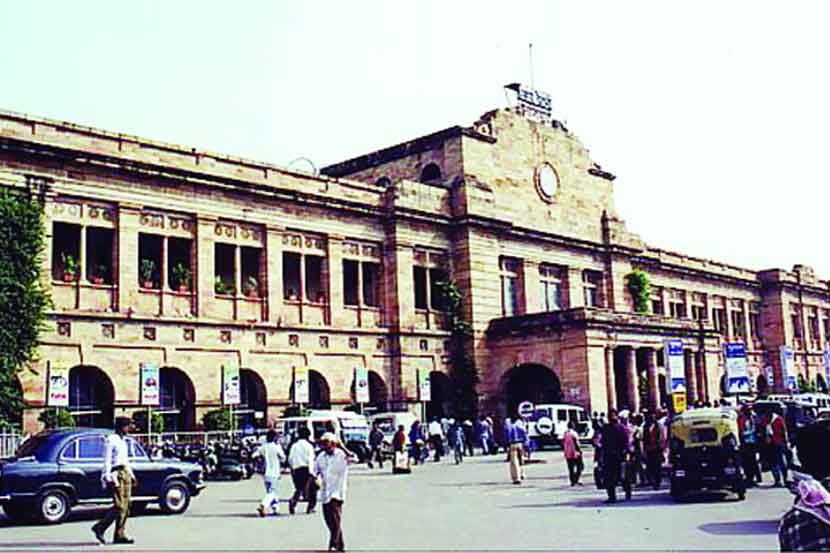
[92,417,137,545]
[288,425,318,515]
[314,432,349,552]
[253,429,286,517]
[428,419,444,462]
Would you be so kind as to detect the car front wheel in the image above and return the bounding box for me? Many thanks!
[159,482,191,515]
[37,489,70,524]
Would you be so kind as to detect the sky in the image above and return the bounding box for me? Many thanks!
[1,2,828,276]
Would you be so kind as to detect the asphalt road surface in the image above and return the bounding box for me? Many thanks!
[0,448,791,551]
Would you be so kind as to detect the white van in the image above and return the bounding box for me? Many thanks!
[368,411,418,446]
[792,393,830,413]
[276,410,371,460]
[527,404,593,447]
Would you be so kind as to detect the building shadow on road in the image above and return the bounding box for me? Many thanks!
[698,519,779,535]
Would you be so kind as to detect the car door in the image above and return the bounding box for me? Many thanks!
[58,435,105,501]
[126,438,163,499]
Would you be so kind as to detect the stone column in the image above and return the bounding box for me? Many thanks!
[646,348,658,410]
[160,236,170,315]
[522,260,541,314]
[626,347,640,412]
[195,215,217,318]
[79,225,87,282]
[327,235,346,327]
[605,346,617,412]
[566,267,583,309]
[116,204,142,313]
[233,245,241,321]
[264,226,284,324]
[685,349,698,404]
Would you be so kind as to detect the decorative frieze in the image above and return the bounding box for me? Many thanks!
[283,231,325,252]
[102,323,115,339]
[143,327,156,341]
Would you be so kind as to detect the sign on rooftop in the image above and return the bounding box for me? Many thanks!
[504,83,553,123]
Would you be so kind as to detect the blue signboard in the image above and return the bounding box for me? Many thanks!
[724,342,750,394]
[664,339,686,393]
[780,346,797,392]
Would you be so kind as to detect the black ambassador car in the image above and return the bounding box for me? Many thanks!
[0,428,205,524]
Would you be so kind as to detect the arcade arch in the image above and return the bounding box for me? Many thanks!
[68,365,114,428]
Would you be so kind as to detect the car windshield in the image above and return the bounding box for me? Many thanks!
[14,434,49,458]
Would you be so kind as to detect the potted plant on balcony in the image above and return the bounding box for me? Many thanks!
[60,253,78,282]
[92,264,107,285]
[172,262,192,293]
[214,275,234,296]
[140,258,156,289]
[243,276,259,298]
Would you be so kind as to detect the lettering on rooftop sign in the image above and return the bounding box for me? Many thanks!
[504,83,553,123]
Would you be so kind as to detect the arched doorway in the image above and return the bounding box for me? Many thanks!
[289,370,331,409]
[69,366,114,428]
[426,371,453,421]
[159,367,195,431]
[503,364,562,418]
[756,374,769,396]
[239,369,267,429]
[350,371,389,413]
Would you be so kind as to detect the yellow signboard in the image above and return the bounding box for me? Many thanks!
[672,392,687,414]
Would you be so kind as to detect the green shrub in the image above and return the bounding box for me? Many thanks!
[38,408,76,429]
[202,407,233,431]
[132,410,165,433]
[626,270,651,314]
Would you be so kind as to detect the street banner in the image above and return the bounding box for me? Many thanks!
[294,366,310,404]
[222,366,240,405]
[780,345,797,392]
[672,392,687,414]
[417,370,431,402]
[664,339,686,394]
[355,367,370,403]
[47,366,69,407]
[140,363,160,406]
[824,349,830,386]
[724,342,750,394]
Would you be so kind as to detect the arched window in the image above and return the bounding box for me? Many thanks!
[419,163,442,183]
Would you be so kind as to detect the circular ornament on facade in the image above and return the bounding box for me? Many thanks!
[535,163,560,202]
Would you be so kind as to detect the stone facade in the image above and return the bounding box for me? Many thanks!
[1,104,828,433]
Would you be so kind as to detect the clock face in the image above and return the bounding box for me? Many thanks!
[536,164,559,201]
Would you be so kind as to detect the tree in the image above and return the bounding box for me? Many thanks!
[626,270,651,314]
[202,407,233,431]
[38,408,75,429]
[132,410,165,433]
[437,280,479,420]
[0,187,50,430]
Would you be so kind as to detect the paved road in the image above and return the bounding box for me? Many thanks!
[0,449,790,551]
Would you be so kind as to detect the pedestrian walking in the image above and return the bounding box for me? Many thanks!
[92,417,137,545]
[508,417,526,484]
[768,411,790,486]
[503,417,514,462]
[642,412,663,490]
[368,422,384,469]
[449,420,464,464]
[738,405,762,487]
[601,409,631,503]
[562,421,584,486]
[288,426,318,515]
[253,429,286,517]
[462,419,475,457]
[477,415,492,455]
[392,424,411,474]
[619,411,636,499]
[428,418,444,462]
[314,433,349,552]
[409,421,425,465]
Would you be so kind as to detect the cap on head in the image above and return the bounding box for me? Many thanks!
[320,432,338,444]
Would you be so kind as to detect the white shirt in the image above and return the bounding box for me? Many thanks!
[102,433,132,484]
[254,442,286,479]
[428,421,442,437]
[314,449,348,504]
[288,439,316,469]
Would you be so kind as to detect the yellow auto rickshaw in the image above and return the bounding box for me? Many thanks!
[668,408,746,501]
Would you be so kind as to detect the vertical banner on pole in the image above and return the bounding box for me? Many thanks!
[823,348,830,389]
[293,366,310,404]
[418,369,432,402]
[780,345,797,392]
[664,340,686,394]
[724,343,750,394]
[355,367,370,404]
[140,363,160,405]
[222,366,241,405]
[47,365,69,407]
